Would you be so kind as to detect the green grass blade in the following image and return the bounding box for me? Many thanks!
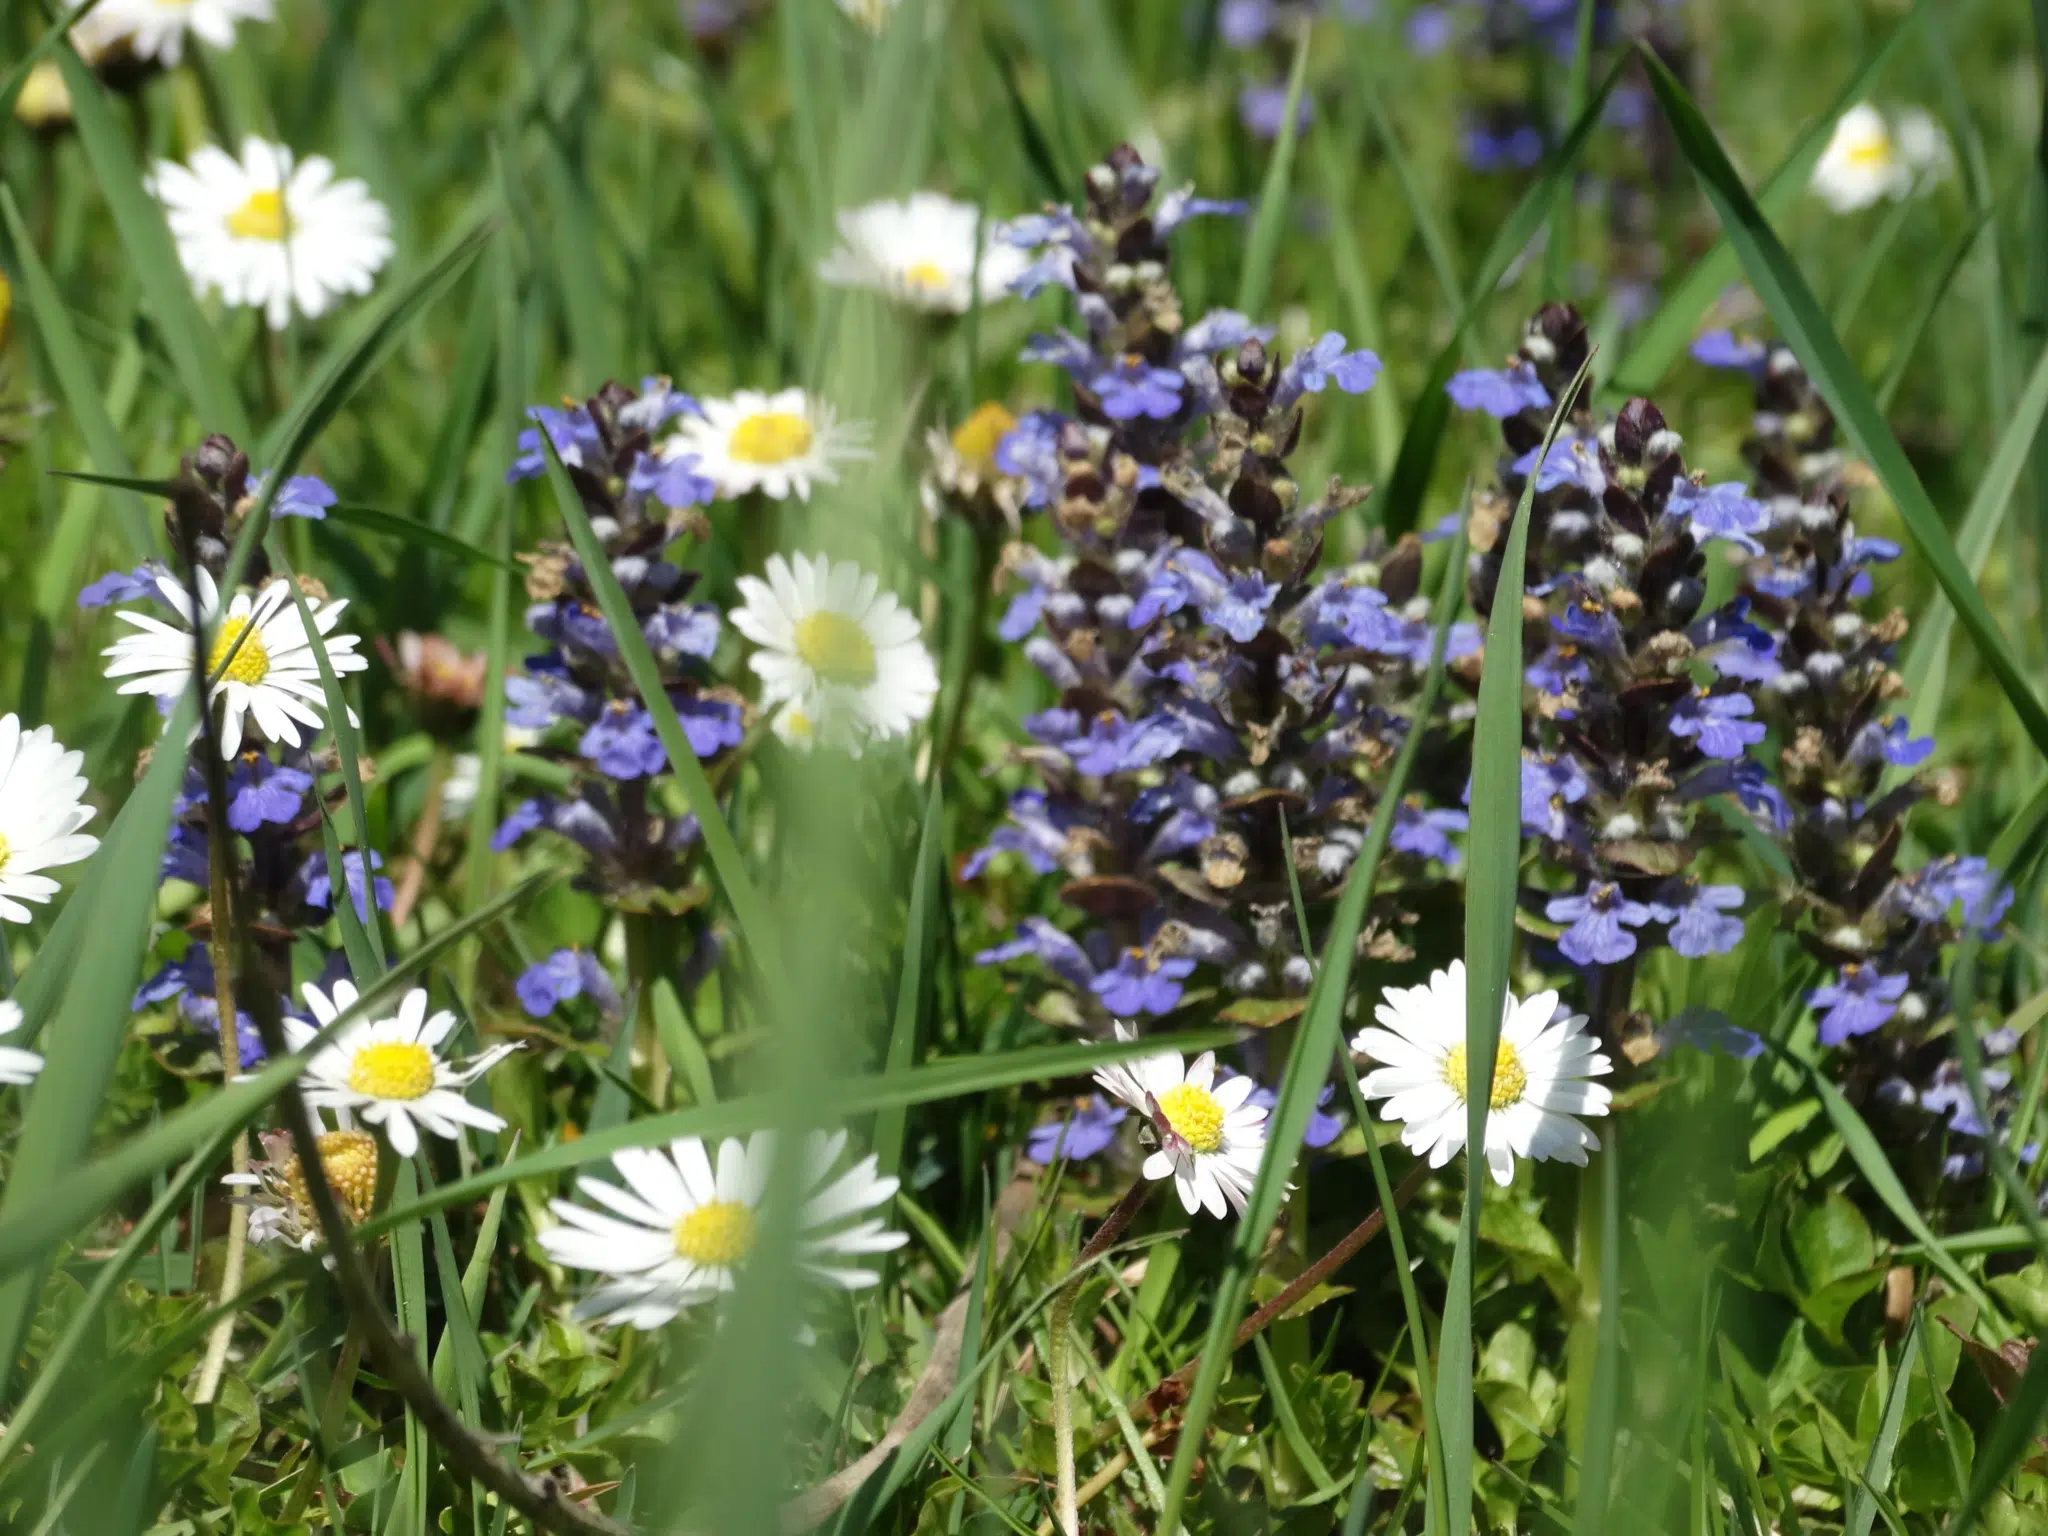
[0,184,154,560]
[1156,527,1471,1534]
[1234,19,1312,318]
[1847,1313,1922,1536]
[1357,70,1464,314]
[1945,1346,2048,1534]
[1378,56,1626,535]
[874,779,944,1180]
[1572,1127,1623,1536]
[53,44,250,443]
[0,694,197,1403]
[1875,193,2007,414]
[537,436,783,988]
[323,502,524,574]
[1901,338,2048,750]
[1609,0,1934,397]
[1639,46,2048,765]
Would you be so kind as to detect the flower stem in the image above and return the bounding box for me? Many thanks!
[1049,1179,1151,1535]
[192,839,248,1406]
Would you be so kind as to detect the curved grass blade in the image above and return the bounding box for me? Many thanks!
[0,695,197,1404]
[1377,56,1626,535]
[874,779,944,1180]
[0,870,552,1280]
[1608,0,1934,397]
[1945,1348,2048,1535]
[1234,19,1312,319]
[0,0,102,120]
[0,185,154,560]
[1876,193,2007,414]
[1847,1313,1922,1536]
[1900,337,2048,750]
[1155,522,1471,1534]
[324,502,524,575]
[53,45,250,443]
[1638,46,2048,765]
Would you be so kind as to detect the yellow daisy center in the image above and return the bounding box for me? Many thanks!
[1844,135,1894,170]
[902,259,950,292]
[206,616,271,686]
[951,402,1017,470]
[283,1130,381,1227]
[1155,1081,1226,1155]
[673,1199,757,1267]
[781,707,815,741]
[226,188,289,242]
[795,611,878,687]
[728,411,815,465]
[1442,1040,1528,1111]
[0,832,10,875]
[346,1041,436,1101]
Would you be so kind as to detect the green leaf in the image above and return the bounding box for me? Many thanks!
[1639,45,2048,766]
[53,44,251,443]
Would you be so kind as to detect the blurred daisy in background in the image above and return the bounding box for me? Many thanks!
[0,1001,43,1087]
[1352,960,1613,1187]
[1811,102,1953,213]
[666,388,869,501]
[833,0,898,32]
[149,137,393,328]
[288,980,519,1158]
[537,1129,908,1331]
[0,714,100,926]
[731,553,938,755]
[101,570,368,757]
[1093,1023,1270,1218]
[817,192,1029,314]
[74,0,274,67]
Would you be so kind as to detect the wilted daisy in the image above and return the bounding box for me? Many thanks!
[286,979,518,1158]
[921,402,1029,527]
[101,569,368,758]
[817,192,1029,314]
[1352,961,1613,1187]
[149,137,393,329]
[665,388,869,502]
[731,553,938,754]
[73,0,273,66]
[0,1001,43,1088]
[536,1129,909,1331]
[0,714,100,925]
[1811,103,1952,214]
[1093,1023,1269,1218]
[222,1125,379,1250]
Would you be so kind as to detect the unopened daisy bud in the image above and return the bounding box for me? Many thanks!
[12,61,70,135]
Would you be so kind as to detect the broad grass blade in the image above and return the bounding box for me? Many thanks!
[874,779,944,1179]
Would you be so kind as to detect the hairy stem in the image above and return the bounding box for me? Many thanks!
[1050,1179,1151,1535]
[192,837,249,1406]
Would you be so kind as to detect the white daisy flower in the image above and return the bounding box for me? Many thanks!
[0,714,100,926]
[817,193,1029,315]
[221,1125,380,1250]
[101,569,369,759]
[834,0,897,32]
[73,0,273,67]
[1352,960,1613,1188]
[536,1128,909,1331]
[286,980,519,1159]
[730,553,939,755]
[148,137,394,329]
[0,1001,44,1088]
[665,388,869,502]
[1811,102,1951,214]
[1093,1022,1270,1219]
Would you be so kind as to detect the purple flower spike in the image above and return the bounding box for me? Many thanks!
[1690,330,1768,373]
[1446,362,1551,418]
[1091,361,1186,420]
[1391,804,1469,867]
[580,705,669,779]
[1847,717,1934,769]
[302,850,394,924]
[1671,481,1770,548]
[1238,82,1313,140]
[1546,881,1656,966]
[226,754,313,834]
[1024,1096,1129,1164]
[975,916,1097,992]
[254,472,337,521]
[1809,964,1909,1046]
[1243,1079,1344,1148]
[1280,333,1382,406]
[1090,949,1196,1016]
[79,564,166,609]
[492,798,549,852]
[1655,882,1746,958]
[1670,692,1766,760]
[1520,751,1590,839]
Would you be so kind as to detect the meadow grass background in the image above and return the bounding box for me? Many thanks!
[3,0,2048,1531]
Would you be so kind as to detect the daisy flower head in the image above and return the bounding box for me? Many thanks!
[536,1128,909,1331]
[101,569,368,759]
[73,0,273,67]
[665,388,869,502]
[149,137,393,329]
[1093,1023,1269,1218]
[222,1125,380,1250]
[0,714,101,925]
[834,0,898,32]
[287,979,519,1158]
[0,1001,43,1088]
[1810,103,1951,214]
[1352,960,1613,1188]
[731,553,938,755]
[817,193,1030,315]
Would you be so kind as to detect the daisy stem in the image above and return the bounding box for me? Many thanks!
[1049,1178,1151,1536]
[624,913,673,1107]
[192,839,250,1407]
